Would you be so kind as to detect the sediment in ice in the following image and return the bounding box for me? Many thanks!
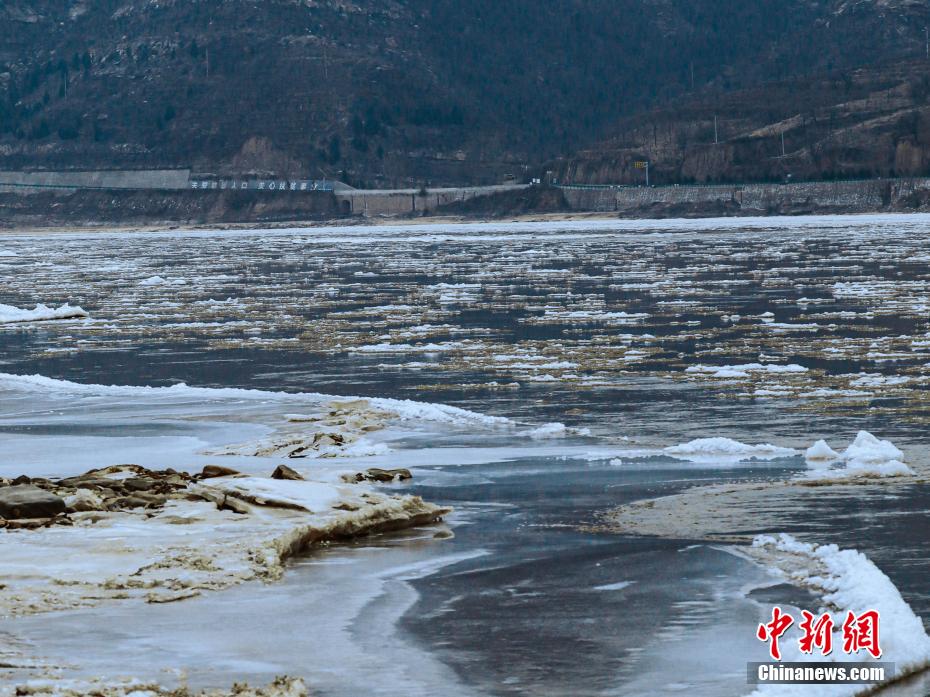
[0,466,449,616]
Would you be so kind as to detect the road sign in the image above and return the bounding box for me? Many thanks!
[633,161,649,169]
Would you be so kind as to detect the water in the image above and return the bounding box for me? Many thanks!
[3,215,930,695]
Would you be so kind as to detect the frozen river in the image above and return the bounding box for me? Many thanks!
[2,215,930,696]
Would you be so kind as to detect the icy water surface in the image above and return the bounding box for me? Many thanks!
[2,215,930,696]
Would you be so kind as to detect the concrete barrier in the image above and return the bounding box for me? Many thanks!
[335,184,530,216]
[0,169,192,193]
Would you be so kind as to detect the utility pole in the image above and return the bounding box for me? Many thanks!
[714,115,719,145]
[690,62,695,91]
[781,131,786,157]
[925,26,928,59]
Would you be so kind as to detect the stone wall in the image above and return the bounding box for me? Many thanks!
[558,178,929,215]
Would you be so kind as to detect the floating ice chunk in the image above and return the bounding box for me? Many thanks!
[803,431,913,479]
[525,422,592,439]
[748,534,930,696]
[0,302,88,323]
[843,430,903,465]
[139,275,167,286]
[850,374,912,388]
[686,363,808,379]
[664,437,797,463]
[843,458,913,478]
[804,439,840,463]
[351,341,467,354]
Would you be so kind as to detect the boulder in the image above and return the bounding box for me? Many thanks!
[357,468,413,483]
[271,464,305,481]
[198,465,241,480]
[0,485,66,520]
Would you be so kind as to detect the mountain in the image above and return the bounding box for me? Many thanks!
[3,1,930,186]
[553,58,930,185]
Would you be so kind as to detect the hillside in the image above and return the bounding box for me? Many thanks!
[3,1,930,186]
[553,59,930,185]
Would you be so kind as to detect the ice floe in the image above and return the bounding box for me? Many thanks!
[803,439,840,463]
[524,422,592,439]
[664,437,797,464]
[686,363,808,379]
[803,431,913,479]
[0,302,87,323]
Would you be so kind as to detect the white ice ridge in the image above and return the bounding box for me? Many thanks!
[686,363,808,379]
[748,534,930,696]
[804,431,913,479]
[0,372,510,427]
[0,302,87,323]
[664,437,798,463]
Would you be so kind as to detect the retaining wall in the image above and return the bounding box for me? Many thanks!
[558,179,928,214]
[0,169,192,193]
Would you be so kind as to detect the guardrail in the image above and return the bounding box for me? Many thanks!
[554,177,930,191]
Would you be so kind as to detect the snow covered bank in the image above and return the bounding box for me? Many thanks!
[804,431,913,479]
[747,534,930,696]
[0,466,449,616]
[664,437,797,464]
[0,303,87,323]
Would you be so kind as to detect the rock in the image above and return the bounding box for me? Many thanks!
[271,464,304,481]
[110,495,157,509]
[1,515,70,530]
[64,488,105,512]
[357,468,413,483]
[0,485,67,520]
[198,465,241,480]
[11,475,31,486]
[123,477,156,492]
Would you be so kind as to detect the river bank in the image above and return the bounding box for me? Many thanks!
[4,176,930,231]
